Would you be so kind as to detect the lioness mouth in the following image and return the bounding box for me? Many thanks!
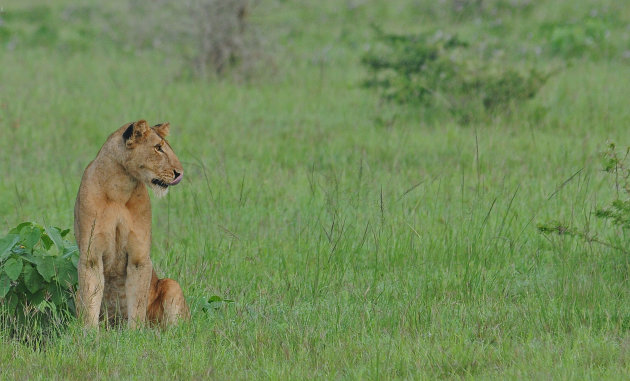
[151,179,169,188]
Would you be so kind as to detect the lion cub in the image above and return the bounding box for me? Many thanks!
[74,120,189,328]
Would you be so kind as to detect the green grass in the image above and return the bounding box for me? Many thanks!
[2,0,630,378]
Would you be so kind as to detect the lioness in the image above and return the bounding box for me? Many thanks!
[74,120,189,328]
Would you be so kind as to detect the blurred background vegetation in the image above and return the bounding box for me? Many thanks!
[1,0,629,121]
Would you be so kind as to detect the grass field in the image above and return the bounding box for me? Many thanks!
[2,0,630,378]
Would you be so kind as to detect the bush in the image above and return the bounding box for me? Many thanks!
[361,28,550,121]
[538,143,630,254]
[594,143,630,230]
[0,222,78,342]
[539,17,614,60]
[126,0,262,78]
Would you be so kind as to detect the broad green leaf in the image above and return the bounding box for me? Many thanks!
[36,256,56,282]
[29,289,46,308]
[47,283,65,306]
[40,234,54,250]
[70,254,79,267]
[36,301,51,312]
[30,249,46,266]
[4,257,23,281]
[0,273,10,298]
[60,228,71,238]
[203,295,234,312]
[9,222,33,234]
[45,226,64,254]
[11,245,27,257]
[20,226,41,250]
[208,295,234,303]
[20,252,39,265]
[54,257,77,287]
[0,234,19,261]
[67,295,77,314]
[63,243,79,258]
[23,265,43,294]
[67,297,76,315]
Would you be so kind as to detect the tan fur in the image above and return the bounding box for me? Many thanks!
[74,120,189,328]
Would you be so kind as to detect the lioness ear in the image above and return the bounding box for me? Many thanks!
[152,122,170,138]
[123,120,150,148]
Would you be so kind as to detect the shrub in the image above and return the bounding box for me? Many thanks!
[0,222,78,342]
[361,28,549,120]
[595,143,630,229]
[538,143,630,254]
[126,0,262,78]
[539,17,613,60]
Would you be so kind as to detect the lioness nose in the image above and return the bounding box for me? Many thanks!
[169,170,183,186]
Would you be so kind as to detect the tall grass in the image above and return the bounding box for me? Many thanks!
[1,0,630,378]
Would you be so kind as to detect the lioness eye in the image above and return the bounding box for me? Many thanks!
[155,145,164,153]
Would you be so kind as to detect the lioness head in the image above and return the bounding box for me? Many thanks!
[122,120,183,198]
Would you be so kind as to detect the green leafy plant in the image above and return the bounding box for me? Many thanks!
[361,27,550,120]
[201,295,235,313]
[0,222,79,341]
[538,143,630,254]
[595,143,630,229]
[540,16,613,60]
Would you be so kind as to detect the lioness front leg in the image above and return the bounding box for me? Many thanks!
[126,231,152,328]
[77,233,108,327]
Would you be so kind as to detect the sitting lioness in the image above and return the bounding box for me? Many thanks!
[74,120,189,328]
